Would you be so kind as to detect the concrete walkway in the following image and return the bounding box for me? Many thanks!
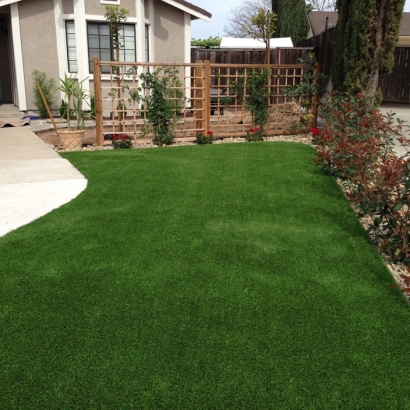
[0,105,87,237]
[0,102,408,237]
[379,103,410,157]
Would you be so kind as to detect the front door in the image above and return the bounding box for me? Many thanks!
[0,12,13,104]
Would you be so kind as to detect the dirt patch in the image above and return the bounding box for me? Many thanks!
[36,127,99,147]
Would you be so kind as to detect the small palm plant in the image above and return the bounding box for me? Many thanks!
[58,73,89,130]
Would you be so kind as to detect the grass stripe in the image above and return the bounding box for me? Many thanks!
[1,142,409,409]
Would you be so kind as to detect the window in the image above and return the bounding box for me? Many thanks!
[65,21,78,73]
[87,22,136,73]
[145,24,150,62]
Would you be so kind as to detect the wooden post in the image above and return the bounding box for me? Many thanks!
[194,60,204,134]
[203,60,211,135]
[311,62,320,129]
[274,48,281,104]
[34,76,58,133]
[93,58,104,147]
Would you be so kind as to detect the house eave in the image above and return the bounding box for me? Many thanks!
[0,0,22,6]
[160,0,211,22]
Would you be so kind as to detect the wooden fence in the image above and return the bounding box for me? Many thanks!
[300,28,410,103]
[191,47,314,65]
[380,47,410,103]
[93,58,317,147]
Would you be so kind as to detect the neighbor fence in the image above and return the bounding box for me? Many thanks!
[191,47,314,65]
[93,58,318,146]
[300,28,410,103]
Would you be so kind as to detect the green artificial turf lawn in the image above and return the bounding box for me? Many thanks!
[1,142,410,409]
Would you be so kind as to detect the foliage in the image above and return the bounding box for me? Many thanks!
[59,99,68,119]
[271,0,310,46]
[104,5,130,126]
[246,127,264,141]
[32,69,58,118]
[90,94,96,119]
[104,5,130,62]
[332,0,405,104]
[244,69,271,131]
[224,0,272,38]
[390,269,410,295]
[58,73,89,130]
[196,131,214,144]
[112,134,133,149]
[138,66,184,146]
[191,36,221,48]
[314,92,410,264]
[225,2,276,64]
[245,8,276,63]
[282,53,326,133]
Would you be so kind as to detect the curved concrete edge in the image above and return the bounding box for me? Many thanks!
[0,179,88,237]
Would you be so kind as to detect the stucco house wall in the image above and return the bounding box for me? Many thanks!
[154,0,185,63]
[0,0,211,111]
[85,0,136,18]
[61,0,73,15]
[18,0,60,112]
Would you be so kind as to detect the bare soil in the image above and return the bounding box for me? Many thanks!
[36,127,100,147]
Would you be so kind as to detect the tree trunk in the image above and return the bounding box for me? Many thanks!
[365,0,386,102]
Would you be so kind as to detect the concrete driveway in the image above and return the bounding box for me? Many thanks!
[379,103,410,157]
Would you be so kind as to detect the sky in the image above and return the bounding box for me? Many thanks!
[191,0,410,39]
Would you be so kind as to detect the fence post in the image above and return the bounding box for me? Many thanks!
[93,58,104,147]
[311,62,320,129]
[203,60,211,134]
[273,48,281,104]
[194,60,204,134]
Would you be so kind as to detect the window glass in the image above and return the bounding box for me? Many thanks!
[87,22,136,73]
[65,21,78,73]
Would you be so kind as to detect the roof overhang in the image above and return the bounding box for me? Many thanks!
[160,0,211,22]
[0,0,22,6]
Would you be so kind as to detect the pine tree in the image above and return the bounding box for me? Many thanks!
[332,0,405,104]
[271,0,309,46]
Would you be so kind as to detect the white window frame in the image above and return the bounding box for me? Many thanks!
[87,22,137,74]
[65,21,78,73]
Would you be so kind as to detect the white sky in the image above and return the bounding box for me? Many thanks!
[191,0,410,39]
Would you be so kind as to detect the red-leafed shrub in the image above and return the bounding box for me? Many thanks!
[314,92,410,264]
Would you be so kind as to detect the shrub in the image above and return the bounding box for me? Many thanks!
[59,99,68,119]
[314,92,410,264]
[281,53,326,133]
[246,127,263,142]
[196,131,214,144]
[90,95,96,119]
[112,134,133,149]
[245,69,270,131]
[138,66,184,146]
[32,69,58,118]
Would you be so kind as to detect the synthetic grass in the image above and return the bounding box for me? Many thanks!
[1,142,410,409]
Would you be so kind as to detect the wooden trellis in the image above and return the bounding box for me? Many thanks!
[93,58,318,146]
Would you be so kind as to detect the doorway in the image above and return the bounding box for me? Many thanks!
[0,12,13,104]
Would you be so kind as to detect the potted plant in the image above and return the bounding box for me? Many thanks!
[57,73,89,149]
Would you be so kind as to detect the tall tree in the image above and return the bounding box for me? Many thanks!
[249,8,276,63]
[332,0,405,104]
[271,0,309,45]
[224,0,271,38]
